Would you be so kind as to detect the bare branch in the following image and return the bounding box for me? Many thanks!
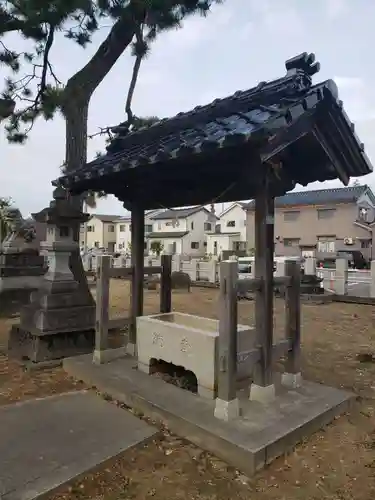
[124,24,145,127]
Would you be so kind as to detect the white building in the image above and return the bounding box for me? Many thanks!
[206,202,247,257]
[114,209,161,253]
[148,206,218,256]
[80,214,120,253]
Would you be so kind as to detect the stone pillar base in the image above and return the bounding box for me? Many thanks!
[249,383,276,403]
[282,372,302,389]
[8,324,95,364]
[93,347,128,365]
[126,342,137,357]
[214,398,240,421]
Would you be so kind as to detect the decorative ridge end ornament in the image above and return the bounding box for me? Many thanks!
[285,52,320,76]
[284,52,320,90]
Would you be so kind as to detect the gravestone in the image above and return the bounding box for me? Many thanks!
[171,271,191,292]
[8,187,96,364]
[0,214,46,314]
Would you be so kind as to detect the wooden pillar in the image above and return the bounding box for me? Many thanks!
[214,260,240,421]
[160,254,172,313]
[283,260,302,387]
[129,205,145,349]
[217,260,238,401]
[253,172,275,389]
[95,254,110,351]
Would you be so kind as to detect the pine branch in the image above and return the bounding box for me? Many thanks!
[124,23,146,128]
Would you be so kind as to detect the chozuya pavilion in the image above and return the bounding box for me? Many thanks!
[56,53,373,475]
[55,52,372,352]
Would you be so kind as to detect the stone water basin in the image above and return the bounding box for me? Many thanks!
[137,312,256,399]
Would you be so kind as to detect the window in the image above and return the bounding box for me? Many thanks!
[191,221,194,230]
[145,224,153,233]
[283,211,300,222]
[94,241,99,248]
[165,221,173,226]
[144,241,147,250]
[227,220,235,227]
[361,240,371,249]
[283,238,300,247]
[108,225,115,232]
[191,242,199,249]
[204,222,212,231]
[87,225,94,232]
[317,208,336,220]
[357,207,373,223]
[119,225,126,232]
[60,226,70,238]
[203,241,207,247]
[317,236,336,253]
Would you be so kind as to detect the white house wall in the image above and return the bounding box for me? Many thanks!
[206,233,241,256]
[115,220,131,252]
[218,204,247,241]
[156,238,183,255]
[182,210,217,256]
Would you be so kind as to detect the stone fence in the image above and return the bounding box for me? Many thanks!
[83,253,375,298]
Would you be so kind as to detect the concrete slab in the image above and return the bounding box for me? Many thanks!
[64,355,355,477]
[0,391,158,500]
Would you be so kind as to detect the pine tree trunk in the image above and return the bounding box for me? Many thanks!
[59,11,137,295]
[62,98,94,302]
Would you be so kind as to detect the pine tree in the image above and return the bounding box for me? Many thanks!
[1,0,222,288]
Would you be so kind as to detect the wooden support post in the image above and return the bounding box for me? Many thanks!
[282,260,302,388]
[214,260,240,421]
[129,205,145,354]
[160,254,172,313]
[251,171,276,402]
[93,255,110,361]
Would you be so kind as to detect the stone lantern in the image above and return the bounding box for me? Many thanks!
[8,187,96,365]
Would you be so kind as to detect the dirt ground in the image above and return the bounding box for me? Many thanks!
[1,280,375,500]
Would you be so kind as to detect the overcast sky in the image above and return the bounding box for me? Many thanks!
[1,0,374,217]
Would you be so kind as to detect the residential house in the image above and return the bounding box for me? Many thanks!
[114,209,163,253]
[245,185,375,260]
[206,202,248,257]
[148,206,218,256]
[80,214,120,253]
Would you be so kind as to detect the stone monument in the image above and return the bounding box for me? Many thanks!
[8,187,96,364]
[0,212,46,314]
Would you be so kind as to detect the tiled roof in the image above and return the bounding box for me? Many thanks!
[244,185,374,209]
[150,206,208,220]
[55,52,373,210]
[146,231,188,239]
[88,214,122,222]
[206,231,241,236]
[113,216,131,223]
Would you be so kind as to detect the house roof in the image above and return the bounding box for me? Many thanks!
[218,201,248,218]
[88,214,122,222]
[244,185,375,209]
[150,206,209,220]
[206,231,241,236]
[113,216,131,223]
[55,52,373,210]
[146,231,188,239]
